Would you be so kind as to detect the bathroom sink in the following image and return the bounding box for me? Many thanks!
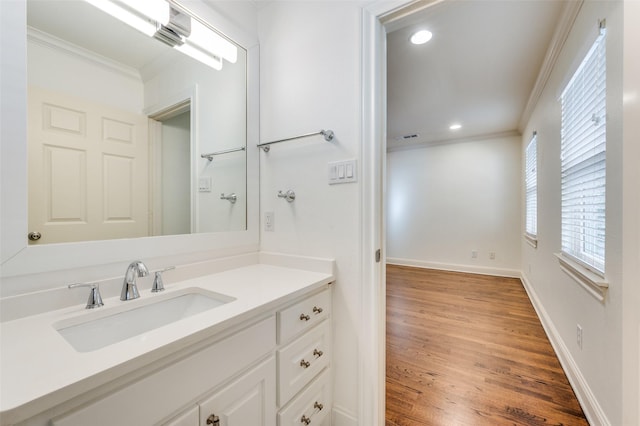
[55,289,235,352]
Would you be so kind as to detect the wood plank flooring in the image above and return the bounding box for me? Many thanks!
[385,265,589,426]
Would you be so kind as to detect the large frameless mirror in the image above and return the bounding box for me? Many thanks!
[26,0,247,245]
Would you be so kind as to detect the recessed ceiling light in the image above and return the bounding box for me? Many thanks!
[449,123,462,131]
[410,30,433,45]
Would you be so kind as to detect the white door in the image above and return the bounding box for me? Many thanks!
[199,357,276,426]
[28,87,149,244]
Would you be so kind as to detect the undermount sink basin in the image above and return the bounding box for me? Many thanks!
[55,288,235,352]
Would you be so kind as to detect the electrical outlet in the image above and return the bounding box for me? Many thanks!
[264,212,274,232]
[489,252,496,260]
[471,250,478,259]
[577,324,583,350]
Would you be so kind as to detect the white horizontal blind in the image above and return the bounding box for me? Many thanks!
[525,133,537,238]
[560,26,606,273]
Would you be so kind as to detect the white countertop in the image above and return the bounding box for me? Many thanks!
[0,263,334,424]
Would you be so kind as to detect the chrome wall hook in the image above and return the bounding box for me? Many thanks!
[220,193,237,203]
[277,190,296,202]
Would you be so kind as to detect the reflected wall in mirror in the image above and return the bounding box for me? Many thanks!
[26,0,247,245]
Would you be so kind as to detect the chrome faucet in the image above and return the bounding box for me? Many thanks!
[121,260,149,301]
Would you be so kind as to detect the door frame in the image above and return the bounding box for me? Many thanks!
[146,86,198,234]
[360,1,439,424]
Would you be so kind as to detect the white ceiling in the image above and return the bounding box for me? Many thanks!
[387,0,566,150]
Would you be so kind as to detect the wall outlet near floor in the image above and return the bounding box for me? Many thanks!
[489,252,496,260]
[471,250,478,259]
[577,324,583,350]
[264,212,274,232]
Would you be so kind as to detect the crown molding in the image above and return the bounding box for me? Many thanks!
[518,0,584,132]
[387,129,521,152]
[27,26,141,81]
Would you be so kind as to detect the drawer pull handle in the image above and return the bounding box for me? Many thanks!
[206,414,220,425]
[313,306,323,314]
[313,348,323,358]
[314,401,324,411]
[301,415,311,425]
[300,313,311,321]
[300,359,311,368]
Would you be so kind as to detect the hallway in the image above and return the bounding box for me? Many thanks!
[385,265,588,425]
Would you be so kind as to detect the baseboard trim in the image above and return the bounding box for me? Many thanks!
[386,257,521,278]
[332,406,358,426]
[520,273,611,426]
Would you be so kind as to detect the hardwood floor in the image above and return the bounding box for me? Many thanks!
[385,265,589,426]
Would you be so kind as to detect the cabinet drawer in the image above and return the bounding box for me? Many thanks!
[278,290,330,344]
[52,317,276,426]
[278,320,331,406]
[277,368,331,426]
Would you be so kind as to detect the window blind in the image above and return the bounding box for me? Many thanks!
[560,26,606,274]
[525,133,537,238]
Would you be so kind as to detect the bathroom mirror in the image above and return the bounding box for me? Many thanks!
[26,0,247,245]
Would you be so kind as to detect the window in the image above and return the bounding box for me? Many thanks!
[560,24,606,274]
[525,132,537,243]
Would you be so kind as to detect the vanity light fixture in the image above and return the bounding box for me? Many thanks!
[85,0,169,37]
[176,43,223,70]
[410,29,433,45]
[449,123,462,131]
[84,0,237,70]
[182,18,238,64]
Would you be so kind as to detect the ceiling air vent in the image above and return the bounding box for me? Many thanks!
[400,134,419,141]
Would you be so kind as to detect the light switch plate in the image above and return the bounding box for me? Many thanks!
[198,177,212,192]
[328,160,357,184]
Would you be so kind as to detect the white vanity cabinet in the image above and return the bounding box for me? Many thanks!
[276,289,332,426]
[49,317,276,426]
[162,357,276,426]
[13,284,332,426]
[162,406,199,426]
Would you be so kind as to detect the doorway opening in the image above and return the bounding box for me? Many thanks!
[149,100,193,236]
[377,0,579,424]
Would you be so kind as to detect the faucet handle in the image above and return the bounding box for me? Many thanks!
[68,283,104,309]
[151,266,175,293]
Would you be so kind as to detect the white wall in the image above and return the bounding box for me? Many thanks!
[257,2,364,424]
[386,135,521,276]
[161,111,191,235]
[520,2,624,424]
[27,33,144,114]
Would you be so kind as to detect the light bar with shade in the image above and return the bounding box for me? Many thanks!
[84,0,169,37]
[83,0,237,70]
[176,43,223,70]
[185,18,237,64]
